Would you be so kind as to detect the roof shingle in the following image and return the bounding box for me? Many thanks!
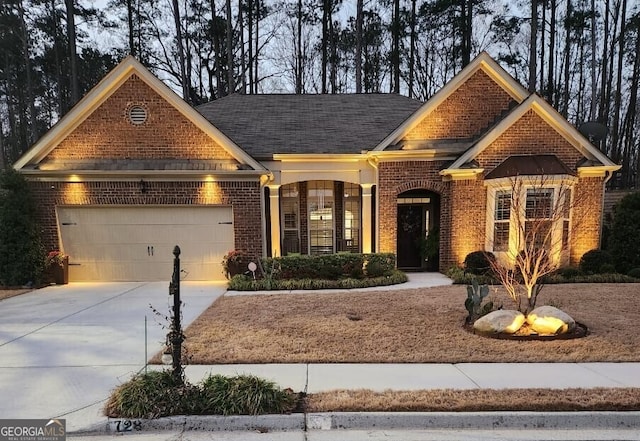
[196,94,423,159]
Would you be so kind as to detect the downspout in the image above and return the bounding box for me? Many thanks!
[599,169,615,249]
[260,172,275,258]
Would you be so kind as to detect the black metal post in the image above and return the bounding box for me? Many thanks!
[168,245,183,381]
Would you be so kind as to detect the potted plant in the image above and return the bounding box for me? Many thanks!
[45,251,69,284]
[222,250,250,279]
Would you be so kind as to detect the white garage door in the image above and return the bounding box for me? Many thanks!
[57,206,234,281]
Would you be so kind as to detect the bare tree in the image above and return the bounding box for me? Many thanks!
[487,176,583,314]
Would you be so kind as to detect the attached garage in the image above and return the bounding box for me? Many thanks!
[57,206,234,281]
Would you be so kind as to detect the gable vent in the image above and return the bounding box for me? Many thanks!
[128,106,148,125]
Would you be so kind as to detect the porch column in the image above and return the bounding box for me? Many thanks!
[268,185,281,257]
[361,184,374,253]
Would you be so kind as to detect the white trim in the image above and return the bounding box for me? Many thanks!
[372,52,529,152]
[445,95,619,172]
[14,56,265,172]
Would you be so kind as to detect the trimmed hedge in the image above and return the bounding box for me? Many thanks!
[229,270,408,291]
[260,253,396,281]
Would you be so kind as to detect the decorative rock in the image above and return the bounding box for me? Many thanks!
[473,310,525,334]
[526,306,576,335]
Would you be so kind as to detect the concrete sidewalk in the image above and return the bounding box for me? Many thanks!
[181,362,640,393]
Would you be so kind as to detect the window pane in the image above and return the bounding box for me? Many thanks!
[495,191,511,221]
[494,222,509,251]
[343,183,361,252]
[526,189,553,219]
[525,220,552,248]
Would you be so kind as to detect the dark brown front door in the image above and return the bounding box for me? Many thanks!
[397,205,424,268]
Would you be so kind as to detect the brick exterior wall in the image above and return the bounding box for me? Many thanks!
[377,161,449,270]
[447,179,487,267]
[571,177,605,264]
[476,110,584,170]
[30,180,263,260]
[45,74,234,162]
[404,70,516,140]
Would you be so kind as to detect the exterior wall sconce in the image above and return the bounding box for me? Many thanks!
[139,179,148,194]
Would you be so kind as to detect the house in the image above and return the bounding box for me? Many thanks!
[13,53,620,281]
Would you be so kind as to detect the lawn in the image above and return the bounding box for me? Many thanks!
[183,283,640,364]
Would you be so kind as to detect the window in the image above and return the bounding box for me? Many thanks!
[487,182,574,264]
[308,181,334,255]
[493,191,511,252]
[343,183,361,252]
[281,183,300,255]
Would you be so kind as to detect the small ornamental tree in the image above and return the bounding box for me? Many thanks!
[486,176,581,314]
[0,169,44,286]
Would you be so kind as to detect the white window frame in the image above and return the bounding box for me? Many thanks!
[485,176,575,266]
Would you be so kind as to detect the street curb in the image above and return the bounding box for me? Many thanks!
[75,411,640,434]
[306,411,640,430]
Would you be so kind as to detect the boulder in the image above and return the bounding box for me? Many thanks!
[473,310,525,334]
[526,306,576,335]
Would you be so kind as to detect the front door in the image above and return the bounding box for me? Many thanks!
[397,205,424,268]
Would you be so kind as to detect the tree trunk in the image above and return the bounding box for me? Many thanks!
[238,0,246,93]
[172,0,189,101]
[392,0,400,93]
[248,0,254,93]
[461,0,472,67]
[529,0,538,93]
[17,0,37,144]
[226,0,234,94]
[561,0,571,117]
[127,0,135,56]
[254,0,259,91]
[355,0,363,94]
[589,0,597,121]
[609,0,627,164]
[547,0,556,105]
[65,0,79,105]
[321,0,328,93]
[409,0,416,97]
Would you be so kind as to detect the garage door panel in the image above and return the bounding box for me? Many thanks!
[58,206,234,281]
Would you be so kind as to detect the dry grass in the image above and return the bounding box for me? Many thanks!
[0,288,32,301]
[183,283,640,364]
[307,388,640,412]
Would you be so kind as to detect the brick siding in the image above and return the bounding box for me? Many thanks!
[44,74,234,162]
[404,70,516,140]
[377,161,450,270]
[571,177,604,264]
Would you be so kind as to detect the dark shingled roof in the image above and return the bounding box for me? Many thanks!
[196,94,423,159]
[485,155,575,179]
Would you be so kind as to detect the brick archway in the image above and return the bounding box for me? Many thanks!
[394,180,446,196]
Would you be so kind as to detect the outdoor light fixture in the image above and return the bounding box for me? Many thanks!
[161,347,172,365]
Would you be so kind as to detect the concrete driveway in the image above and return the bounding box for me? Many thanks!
[0,281,226,431]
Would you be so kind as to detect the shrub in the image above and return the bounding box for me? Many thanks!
[103,370,200,419]
[579,249,613,274]
[0,169,44,286]
[558,267,582,278]
[627,268,640,279]
[104,371,296,418]
[259,253,392,281]
[200,374,295,415]
[463,251,495,275]
[608,191,640,273]
[599,263,617,274]
[447,266,495,285]
[228,270,407,291]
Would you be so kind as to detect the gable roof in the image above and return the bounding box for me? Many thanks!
[373,52,530,151]
[14,56,265,172]
[445,94,619,171]
[196,94,422,160]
